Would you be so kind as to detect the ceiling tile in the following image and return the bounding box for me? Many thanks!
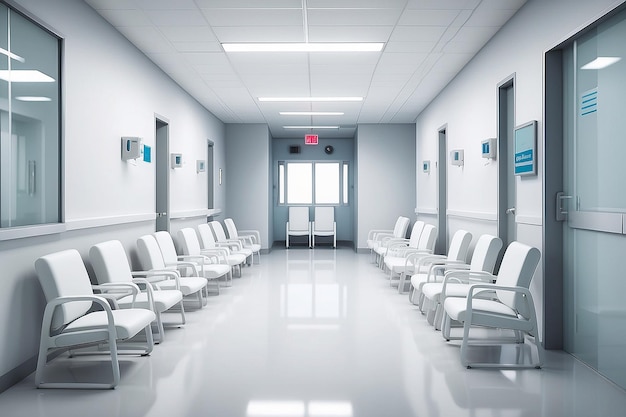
[389,26,447,43]
[145,10,208,26]
[158,26,218,42]
[308,26,394,42]
[212,26,305,42]
[397,9,461,26]
[201,8,303,27]
[96,9,151,26]
[307,9,402,26]
[194,0,302,8]
[133,0,198,10]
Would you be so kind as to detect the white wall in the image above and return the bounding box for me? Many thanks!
[356,124,416,250]
[416,0,625,337]
[0,0,226,390]
[225,124,272,249]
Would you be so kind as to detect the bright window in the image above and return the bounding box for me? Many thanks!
[279,161,348,205]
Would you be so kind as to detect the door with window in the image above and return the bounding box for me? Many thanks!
[561,10,626,390]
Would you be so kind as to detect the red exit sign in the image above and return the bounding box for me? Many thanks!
[304,134,319,145]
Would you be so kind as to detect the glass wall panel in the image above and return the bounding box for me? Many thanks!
[0,4,60,228]
[563,8,626,390]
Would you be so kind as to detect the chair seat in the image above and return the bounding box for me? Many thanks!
[116,290,183,313]
[422,282,471,302]
[443,297,518,322]
[63,309,156,341]
[154,276,207,296]
[201,264,231,279]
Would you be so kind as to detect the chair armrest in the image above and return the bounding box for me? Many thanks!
[237,230,260,244]
[440,270,496,303]
[133,269,181,290]
[368,229,393,240]
[466,284,536,319]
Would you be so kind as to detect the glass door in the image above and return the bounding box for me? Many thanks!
[562,10,626,390]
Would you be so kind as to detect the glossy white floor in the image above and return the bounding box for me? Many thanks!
[2,247,626,417]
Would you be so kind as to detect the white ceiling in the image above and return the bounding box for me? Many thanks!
[84,0,527,139]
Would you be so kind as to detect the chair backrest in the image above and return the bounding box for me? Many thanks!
[153,231,179,264]
[137,234,168,270]
[224,218,238,239]
[34,249,94,330]
[89,240,133,284]
[417,224,437,251]
[393,216,410,238]
[209,220,228,242]
[406,221,425,247]
[446,230,472,262]
[469,235,503,273]
[198,223,217,249]
[314,207,334,231]
[288,207,310,231]
[494,242,541,316]
[178,228,202,256]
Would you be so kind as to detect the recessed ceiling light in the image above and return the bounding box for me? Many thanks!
[0,70,55,82]
[259,97,362,102]
[15,96,51,102]
[222,43,384,52]
[280,111,344,116]
[283,126,340,129]
[581,57,621,70]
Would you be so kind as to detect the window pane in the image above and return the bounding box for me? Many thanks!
[343,162,349,204]
[287,162,312,204]
[315,162,339,204]
[1,6,60,227]
[278,163,285,204]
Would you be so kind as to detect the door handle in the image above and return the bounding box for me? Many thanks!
[505,207,516,215]
[556,192,572,222]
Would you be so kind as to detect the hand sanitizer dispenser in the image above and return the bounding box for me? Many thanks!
[121,137,142,160]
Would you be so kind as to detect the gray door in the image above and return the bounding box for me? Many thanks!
[155,118,169,232]
[437,127,447,255]
[498,77,516,253]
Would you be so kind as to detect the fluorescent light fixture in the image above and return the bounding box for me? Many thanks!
[15,96,51,102]
[260,97,362,102]
[0,70,55,82]
[283,126,339,129]
[0,47,25,63]
[280,111,344,116]
[581,56,621,70]
[223,42,384,52]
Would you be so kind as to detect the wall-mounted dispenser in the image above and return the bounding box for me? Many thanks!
[121,137,142,160]
[481,138,497,159]
[450,149,464,166]
[422,160,430,174]
[171,153,183,169]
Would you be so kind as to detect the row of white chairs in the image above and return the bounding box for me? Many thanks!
[369,217,543,369]
[33,218,261,389]
[286,206,336,248]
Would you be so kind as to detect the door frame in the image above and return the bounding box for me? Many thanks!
[155,115,170,232]
[436,125,448,255]
[497,74,516,255]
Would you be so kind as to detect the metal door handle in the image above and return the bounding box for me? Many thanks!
[505,207,516,215]
[556,192,572,221]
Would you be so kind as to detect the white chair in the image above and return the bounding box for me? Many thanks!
[90,240,185,343]
[312,206,336,248]
[198,223,248,276]
[154,230,229,295]
[209,220,254,263]
[402,229,472,294]
[420,234,503,329]
[286,206,311,248]
[441,241,542,369]
[367,216,410,263]
[224,218,261,264]
[136,234,208,309]
[177,227,233,288]
[34,249,155,389]
[383,223,437,288]
[375,220,424,268]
